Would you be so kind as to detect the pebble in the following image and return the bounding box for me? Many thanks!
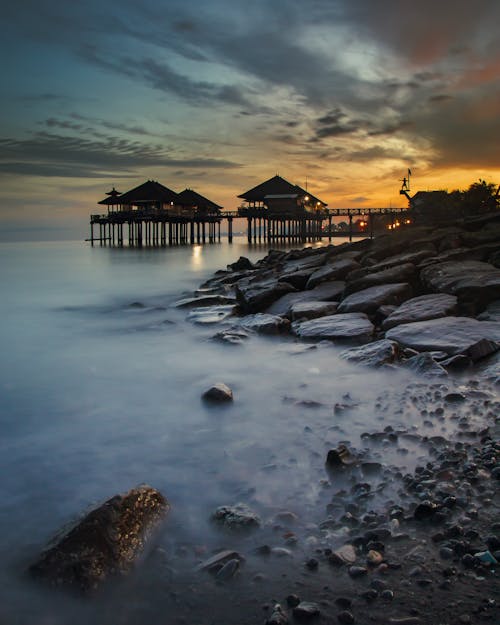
[360,589,378,602]
[293,601,321,620]
[337,610,355,624]
[286,594,301,608]
[380,589,394,601]
[348,566,368,578]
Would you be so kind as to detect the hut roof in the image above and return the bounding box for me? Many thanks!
[115,180,179,206]
[238,175,326,206]
[177,188,222,211]
[98,186,123,205]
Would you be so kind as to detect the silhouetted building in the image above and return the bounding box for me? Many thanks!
[238,175,327,215]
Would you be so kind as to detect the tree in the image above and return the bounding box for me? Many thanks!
[460,180,499,216]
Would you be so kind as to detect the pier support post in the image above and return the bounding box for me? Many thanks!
[227,217,233,243]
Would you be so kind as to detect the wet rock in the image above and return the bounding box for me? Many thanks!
[337,283,413,315]
[266,281,345,315]
[292,313,374,344]
[236,277,296,313]
[413,501,439,521]
[215,558,240,580]
[360,589,378,602]
[306,264,347,289]
[266,604,289,625]
[344,263,417,296]
[228,256,254,271]
[402,353,448,377]
[335,597,352,609]
[289,301,338,321]
[197,549,245,572]
[279,269,314,290]
[240,313,291,335]
[29,485,169,592]
[420,260,500,312]
[293,601,321,620]
[212,504,260,530]
[175,294,236,308]
[212,327,250,345]
[202,383,234,402]
[187,305,236,324]
[339,339,399,367]
[386,316,500,355]
[367,550,384,565]
[326,446,357,470]
[382,294,458,330]
[462,338,499,362]
[287,594,301,608]
[348,565,368,578]
[332,544,357,565]
[337,610,355,624]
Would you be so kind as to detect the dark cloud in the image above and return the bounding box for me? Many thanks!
[0,132,241,178]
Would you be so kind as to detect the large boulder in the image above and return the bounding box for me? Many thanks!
[419,260,500,313]
[337,283,413,315]
[235,277,296,313]
[386,316,500,355]
[29,485,168,592]
[382,293,458,330]
[278,269,314,289]
[265,281,345,316]
[292,313,374,344]
[289,301,338,321]
[240,313,290,334]
[339,339,399,367]
[306,257,361,288]
[343,263,417,296]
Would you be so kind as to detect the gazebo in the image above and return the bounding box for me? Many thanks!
[238,175,327,215]
[177,189,222,215]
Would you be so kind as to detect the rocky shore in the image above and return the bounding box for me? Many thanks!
[29,213,499,625]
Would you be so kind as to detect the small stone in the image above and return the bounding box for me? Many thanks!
[333,545,357,564]
[266,604,289,625]
[286,594,301,608]
[380,589,394,601]
[348,565,368,578]
[215,558,240,580]
[293,601,321,620]
[360,589,378,602]
[337,610,355,624]
[413,501,438,521]
[335,598,352,609]
[305,558,319,570]
[367,550,384,566]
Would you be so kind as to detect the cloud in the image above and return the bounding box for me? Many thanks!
[0,132,241,178]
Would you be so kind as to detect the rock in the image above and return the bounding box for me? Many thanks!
[29,485,168,592]
[289,301,338,321]
[292,313,374,344]
[386,316,500,355]
[187,305,236,324]
[477,300,500,322]
[175,294,236,308]
[307,258,361,288]
[337,283,413,315]
[420,260,500,312]
[293,602,321,620]
[348,565,368,578]
[197,549,244,572]
[337,610,355,624]
[266,281,345,315]
[202,383,234,402]
[279,269,314,290]
[413,501,439,521]
[236,277,296,313]
[462,338,499,362]
[344,263,417,296]
[382,294,458,330]
[266,604,289,625]
[215,558,240,580]
[212,327,250,345]
[228,256,254,271]
[240,313,291,334]
[367,550,384,565]
[212,503,260,530]
[287,595,301,608]
[339,339,399,367]
[330,545,357,565]
[402,352,448,377]
[326,446,357,470]
[388,618,421,625]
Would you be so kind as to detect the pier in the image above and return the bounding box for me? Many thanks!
[89,176,409,247]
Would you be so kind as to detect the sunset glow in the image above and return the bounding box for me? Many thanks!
[1,0,499,239]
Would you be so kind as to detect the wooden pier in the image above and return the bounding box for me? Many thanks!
[89,206,409,246]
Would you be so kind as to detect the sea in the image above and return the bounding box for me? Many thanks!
[0,237,490,624]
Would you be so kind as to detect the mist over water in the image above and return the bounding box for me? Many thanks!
[0,239,492,624]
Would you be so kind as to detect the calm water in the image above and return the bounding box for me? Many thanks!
[0,238,490,624]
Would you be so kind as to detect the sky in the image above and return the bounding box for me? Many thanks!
[1,0,500,240]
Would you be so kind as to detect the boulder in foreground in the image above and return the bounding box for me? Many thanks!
[386,316,500,355]
[292,313,374,344]
[339,339,399,367]
[29,485,168,592]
